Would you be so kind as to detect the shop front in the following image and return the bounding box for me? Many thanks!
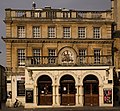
[24,66,113,108]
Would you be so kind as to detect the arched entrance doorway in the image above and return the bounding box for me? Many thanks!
[83,75,99,106]
[60,75,76,105]
[37,75,52,105]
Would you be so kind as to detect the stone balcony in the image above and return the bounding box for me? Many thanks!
[26,55,113,67]
[5,8,112,21]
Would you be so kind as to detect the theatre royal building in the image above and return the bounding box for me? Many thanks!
[3,0,120,108]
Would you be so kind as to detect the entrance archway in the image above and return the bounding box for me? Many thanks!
[83,75,99,106]
[60,75,76,105]
[37,75,52,105]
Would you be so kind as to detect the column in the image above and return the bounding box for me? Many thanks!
[99,85,103,106]
[12,76,16,102]
[34,85,37,107]
[56,85,60,106]
[52,85,56,106]
[79,85,84,106]
[52,85,60,106]
[75,85,79,106]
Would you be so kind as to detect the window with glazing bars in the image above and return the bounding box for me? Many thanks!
[48,49,56,64]
[94,49,100,64]
[63,27,71,38]
[93,27,101,39]
[48,27,55,38]
[18,49,25,66]
[17,26,25,38]
[33,26,40,38]
[32,49,41,65]
[79,49,86,64]
[78,27,86,38]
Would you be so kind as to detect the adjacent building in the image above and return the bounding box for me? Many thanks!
[3,0,120,108]
[0,65,7,109]
[111,0,120,106]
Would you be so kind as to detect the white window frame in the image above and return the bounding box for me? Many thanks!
[32,49,41,64]
[79,49,86,64]
[17,49,25,66]
[93,27,101,39]
[48,49,56,64]
[78,27,86,38]
[48,27,56,38]
[33,26,40,38]
[33,49,41,56]
[94,49,101,64]
[63,27,71,38]
[17,26,25,38]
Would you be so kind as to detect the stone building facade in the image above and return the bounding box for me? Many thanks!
[111,0,120,106]
[3,1,117,108]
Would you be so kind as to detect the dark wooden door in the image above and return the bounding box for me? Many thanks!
[38,83,52,105]
[84,82,99,106]
[61,82,76,105]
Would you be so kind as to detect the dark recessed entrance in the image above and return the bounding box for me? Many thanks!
[60,75,76,105]
[37,75,52,105]
[83,75,99,106]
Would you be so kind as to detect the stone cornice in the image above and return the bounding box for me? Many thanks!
[4,18,114,24]
[2,38,114,44]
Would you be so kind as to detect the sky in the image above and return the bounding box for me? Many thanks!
[0,0,111,66]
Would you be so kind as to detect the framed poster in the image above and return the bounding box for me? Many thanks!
[17,80,25,96]
[26,89,33,103]
[103,89,112,104]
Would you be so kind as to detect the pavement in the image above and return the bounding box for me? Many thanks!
[1,106,120,111]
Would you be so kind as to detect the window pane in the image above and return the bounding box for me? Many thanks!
[18,49,25,66]
[18,26,25,38]
[78,27,86,38]
[94,49,100,64]
[93,27,100,39]
[79,49,86,64]
[61,84,68,94]
[39,83,52,94]
[33,26,40,38]
[63,27,71,38]
[33,49,41,56]
[48,49,56,64]
[32,49,41,64]
[48,27,55,38]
